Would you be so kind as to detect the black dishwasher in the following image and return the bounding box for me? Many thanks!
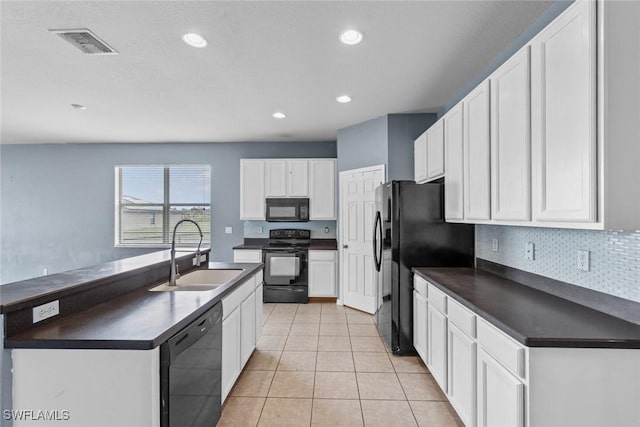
[160,301,223,427]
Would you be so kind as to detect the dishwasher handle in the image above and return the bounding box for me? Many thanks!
[165,301,222,364]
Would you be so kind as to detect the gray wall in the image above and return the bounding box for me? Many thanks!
[0,141,336,284]
[336,115,388,174]
[387,114,437,181]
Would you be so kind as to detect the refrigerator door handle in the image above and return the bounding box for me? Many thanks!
[373,211,382,272]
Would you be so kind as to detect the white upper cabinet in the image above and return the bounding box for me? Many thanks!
[414,131,428,183]
[265,159,288,197]
[287,159,309,197]
[309,159,336,220]
[427,120,445,180]
[265,159,309,197]
[463,80,491,221]
[444,103,465,221]
[240,160,266,220]
[490,46,532,222]
[531,0,596,223]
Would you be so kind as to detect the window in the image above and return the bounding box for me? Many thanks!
[115,165,211,247]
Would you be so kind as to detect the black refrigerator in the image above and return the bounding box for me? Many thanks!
[373,181,474,355]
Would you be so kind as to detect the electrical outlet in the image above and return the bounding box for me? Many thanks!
[258,226,263,234]
[32,300,59,323]
[325,227,330,234]
[42,267,48,276]
[525,242,535,261]
[491,239,499,252]
[577,250,590,271]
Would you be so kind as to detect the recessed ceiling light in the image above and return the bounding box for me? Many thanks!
[339,29,363,45]
[182,33,207,48]
[272,112,287,119]
[71,104,86,110]
[336,95,352,103]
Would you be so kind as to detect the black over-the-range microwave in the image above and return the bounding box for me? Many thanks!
[265,198,309,222]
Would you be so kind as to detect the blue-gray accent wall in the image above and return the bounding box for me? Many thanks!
[336,113,436,177]
[0,141,336,284]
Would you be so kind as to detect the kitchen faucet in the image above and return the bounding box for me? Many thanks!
[169,219,203,286]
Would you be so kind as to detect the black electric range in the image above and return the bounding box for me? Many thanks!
[262,229,310,303]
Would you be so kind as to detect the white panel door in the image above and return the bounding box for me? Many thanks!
[463,80,491,221]
[531,0,596,222]
[448,323,477,427]
[413,289,428,363]
[477,348,525,427]
[427,304,448,393]
[427,119,445,180]
[340,165,385,314]
[264,159,287,197]
[491,46,532,222]
[287,159,309,197]
[414,131,428,183]
[240,292,256,366]
[240,160,266,220]
[309,159,336,220]
[222,307,241,402]
[444,102,465,221]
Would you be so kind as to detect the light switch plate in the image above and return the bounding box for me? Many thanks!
[33,300,59,323]
[225,226,232,234]
[491,239,499,252]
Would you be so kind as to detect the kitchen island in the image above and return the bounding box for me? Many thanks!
[1,251,264,427]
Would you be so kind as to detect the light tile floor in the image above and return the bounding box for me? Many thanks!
[218,302,463,427]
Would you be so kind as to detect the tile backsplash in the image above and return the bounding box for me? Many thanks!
[476,225,640,303]
[244,221,337,239]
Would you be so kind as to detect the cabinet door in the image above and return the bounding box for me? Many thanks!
[287,160,309,197]
[413,290,428,363]
[414,132,428,183]
[463,80,491,221]
[448,323,477,427]
[309,159,336,220]
[233,249,262,263]
[255,283,263,343]
[265,159,287,197]
[427,120,445,180]
[491,47,531,222]
[531,0,596,222]
[427,304,448,393]
[240,292,256,367]
[477,348,524,427]
[222,307,241,403]
[240,160,266,220]
[445,103,465,221]
[308,257,337,297]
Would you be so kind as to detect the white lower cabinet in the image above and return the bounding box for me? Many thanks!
[477,348,525,427]
[221,306,241,401]
[221,269,263,403]
[308,250,337,297]
[413,289,428,362]
[448,323,477,427]
[427,303,448,393]
[240,291,256,366]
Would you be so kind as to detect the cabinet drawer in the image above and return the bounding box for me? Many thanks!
[448,298,476,338]
[414,275,428,299]
[308,250,336,261]
[427,282,447,314]
[477,318,525,379]
[233,250,262,263]
[222,275,256,318]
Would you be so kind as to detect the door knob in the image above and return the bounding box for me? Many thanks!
[342,244,349,249]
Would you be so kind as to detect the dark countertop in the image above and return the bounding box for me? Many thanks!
[233,238,338,250]
[5,262,263,350]
[413,267,640,349]
[0,250,208,314]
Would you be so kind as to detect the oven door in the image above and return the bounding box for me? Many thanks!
[263,250,306,285]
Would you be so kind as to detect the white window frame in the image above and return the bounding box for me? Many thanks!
[114,164,211,248]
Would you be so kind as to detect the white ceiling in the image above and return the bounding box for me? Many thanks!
[1,0,552,145]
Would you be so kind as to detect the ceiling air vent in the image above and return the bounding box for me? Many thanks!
[49,28,118,55]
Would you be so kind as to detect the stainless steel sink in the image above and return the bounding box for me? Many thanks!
[149,268,243,292]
